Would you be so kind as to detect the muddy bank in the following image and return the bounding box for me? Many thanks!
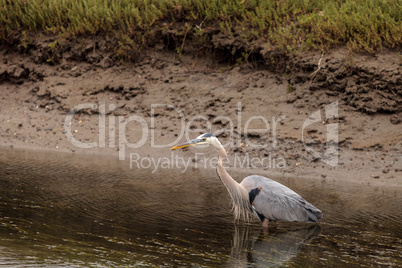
[0,38,401,186]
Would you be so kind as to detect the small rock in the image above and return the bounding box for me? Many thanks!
[13,66,29,79]
[18,123,23,127]
[286,95,297,103]
[84,43,94,52]
[325,90,339,96]
[382,168,389,174]
[44,127,53,131]
[390,114,400,125]
[246,132,261,138]
[100,57,114,68]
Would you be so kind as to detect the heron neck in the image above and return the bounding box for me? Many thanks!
[216,147,251,221]
[216,147,235,180]
[216,149,242,190]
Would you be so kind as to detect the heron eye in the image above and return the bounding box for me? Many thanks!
[202,138,206,141]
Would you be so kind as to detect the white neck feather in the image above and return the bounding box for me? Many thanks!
[214,140,252,222]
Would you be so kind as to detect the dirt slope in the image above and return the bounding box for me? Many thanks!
[0,38,401,186]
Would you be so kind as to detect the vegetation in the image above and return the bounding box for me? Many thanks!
[0,0,400,56]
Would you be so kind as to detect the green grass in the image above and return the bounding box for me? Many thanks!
[0,0,400,56]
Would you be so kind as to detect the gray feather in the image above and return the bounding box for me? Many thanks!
[240,175,322,222]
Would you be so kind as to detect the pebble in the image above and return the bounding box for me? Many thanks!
[390,114,400,125]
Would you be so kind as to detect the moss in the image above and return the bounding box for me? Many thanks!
[287,83,295,93]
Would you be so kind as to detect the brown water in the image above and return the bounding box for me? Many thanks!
[0,149,400,267]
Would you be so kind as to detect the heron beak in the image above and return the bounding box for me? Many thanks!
[170,138,203,150]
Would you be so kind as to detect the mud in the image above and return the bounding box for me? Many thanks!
[0,35,401,186]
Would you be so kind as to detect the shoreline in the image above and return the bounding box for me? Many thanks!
[0,48,401,189]
[2,142,400,188]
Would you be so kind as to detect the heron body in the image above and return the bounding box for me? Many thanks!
[241,175,322,223]
[171,133,322,228]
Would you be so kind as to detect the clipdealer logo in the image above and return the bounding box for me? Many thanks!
[64,101,339,169]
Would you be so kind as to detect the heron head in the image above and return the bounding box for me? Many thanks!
[170,133,219,150]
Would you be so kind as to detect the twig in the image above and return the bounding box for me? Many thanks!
[308,51,325,86]
[179,24,191,59]
[195,16,208,30]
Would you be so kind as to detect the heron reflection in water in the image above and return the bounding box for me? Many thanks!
[171,133,322,228]
[229,225,321,267]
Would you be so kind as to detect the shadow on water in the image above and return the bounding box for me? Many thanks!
[0,149,401,267]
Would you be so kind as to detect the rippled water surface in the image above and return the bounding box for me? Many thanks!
[0,149,401,267]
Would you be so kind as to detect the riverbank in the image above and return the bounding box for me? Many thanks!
[0,44,400,187]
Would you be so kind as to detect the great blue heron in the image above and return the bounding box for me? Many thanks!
[171,133,322,228]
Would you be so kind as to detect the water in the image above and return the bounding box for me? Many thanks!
[0,149,400,267]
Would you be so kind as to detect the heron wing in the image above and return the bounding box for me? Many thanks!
[240,175,322,222]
